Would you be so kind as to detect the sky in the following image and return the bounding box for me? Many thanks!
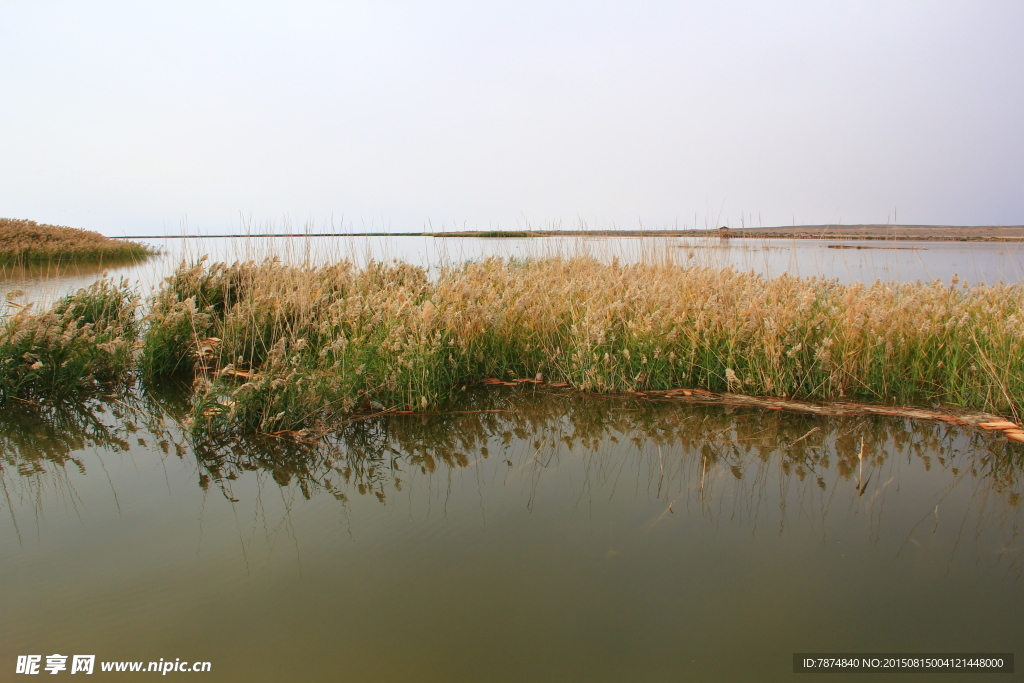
[1,1,1023,236]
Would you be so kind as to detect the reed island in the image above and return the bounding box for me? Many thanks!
[0,218,154,265]
[3,253,1023,438]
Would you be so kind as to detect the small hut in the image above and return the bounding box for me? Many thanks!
[718,226,731,239]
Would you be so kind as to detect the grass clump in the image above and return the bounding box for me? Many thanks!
[144,258,446,432]
[0,280,140,399]
[142,257,1024,436]
[0,218,155,265]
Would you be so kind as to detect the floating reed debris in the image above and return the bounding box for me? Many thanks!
[138,256,1024,435]
[980,421,1020,430]
[0,218,155,265]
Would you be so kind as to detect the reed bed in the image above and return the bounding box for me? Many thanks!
[139,256,1024,435]
[0,279,139,399]
[0,218,154,265]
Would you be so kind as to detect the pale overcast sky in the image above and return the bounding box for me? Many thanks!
[1,1,1022,235]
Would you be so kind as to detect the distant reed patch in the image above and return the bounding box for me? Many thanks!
[430,230,533,238]
[0,218,155,265]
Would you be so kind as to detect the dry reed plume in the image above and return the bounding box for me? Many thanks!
[140,256,1024,435]
[0,279,139,399]
[0,218,154,265]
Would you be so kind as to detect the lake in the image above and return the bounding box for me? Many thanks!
[2,236,1023,680]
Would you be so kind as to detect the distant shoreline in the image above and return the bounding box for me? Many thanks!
[111,224,1024,242]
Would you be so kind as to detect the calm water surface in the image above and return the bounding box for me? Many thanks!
[2,388,1022,681]
[4,234,1024,306]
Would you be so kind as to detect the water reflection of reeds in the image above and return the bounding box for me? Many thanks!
[0,388,185,542]
[0,258,153,283]
[4,390,1021,566]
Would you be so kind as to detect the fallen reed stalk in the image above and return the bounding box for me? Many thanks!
[139,256,1024,435]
